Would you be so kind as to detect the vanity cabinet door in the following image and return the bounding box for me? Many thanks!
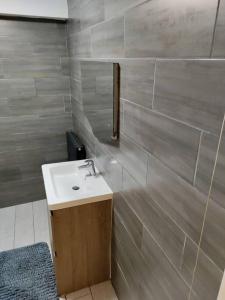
[50,199,112,296]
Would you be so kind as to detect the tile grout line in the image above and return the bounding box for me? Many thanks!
[193,131,203,185]
[188,114,225,300]
[179,235,187,270]
[122,96,204,133]
[151,60,157,110]
[209,0,221,57]
[13,205,16,249]
[32,202,35,244]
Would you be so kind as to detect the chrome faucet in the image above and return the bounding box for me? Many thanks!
[78,159,97,176]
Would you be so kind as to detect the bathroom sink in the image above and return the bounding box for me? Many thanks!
[42,160,113,210]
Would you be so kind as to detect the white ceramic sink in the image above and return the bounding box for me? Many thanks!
[42,160,113,210]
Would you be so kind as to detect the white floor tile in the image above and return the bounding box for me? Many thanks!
[14,202,34,248]
[91,281,118,300]
[33,199,50,246]
[66,287,91,300]
[0,206,15,251]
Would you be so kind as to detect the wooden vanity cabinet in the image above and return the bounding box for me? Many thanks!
[50,199,112,296]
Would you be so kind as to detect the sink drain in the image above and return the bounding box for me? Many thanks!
[72,186,80,191]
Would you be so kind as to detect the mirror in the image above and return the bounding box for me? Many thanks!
[80,61,120,144]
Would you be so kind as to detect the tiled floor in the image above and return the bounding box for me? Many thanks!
[0,199,50,251]
[60,281,118,300]
[0,200,118,300]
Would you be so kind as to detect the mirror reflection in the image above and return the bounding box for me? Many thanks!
[80,61,120,144]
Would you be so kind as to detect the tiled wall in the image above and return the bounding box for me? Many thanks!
[0,18,72,208]
[67,0,225,299]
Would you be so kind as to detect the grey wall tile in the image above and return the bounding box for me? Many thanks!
[154,60,225,134]
[95,143,123,192]
[195,133,219,196]
[210,126,225,209]
[0,19,71,208]
[0,152,21,183]
[0,177,46,208]
[201,200,225,271]
[80,0,105,30]
[140,228,189,300]
[67,0,81,35]
[112,211,142,300]
[35,77,70,96]
[123,101,200,183]
[212,0,225,57]
[112,257,135,300]
[121,60,155,109]
[180,237,198,285]
[105,133,148,185]
[104,0,144,20]
[122,168,186,271]
[125,0,217,57]
[7,95,65,116]
[200,124,225,270]
[191,249,223,300]
[0,79,36,99]
[91,17,124,58]
[68,29,91,58]
[2,57,63,78]
[113,192,143,248]
[147,156,207,243]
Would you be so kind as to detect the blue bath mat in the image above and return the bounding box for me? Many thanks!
[0,243,58,300]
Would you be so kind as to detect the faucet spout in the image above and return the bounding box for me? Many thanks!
[78,159,97,176]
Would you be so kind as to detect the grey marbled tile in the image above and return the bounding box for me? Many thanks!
[71,78,82,103]
[154,60,225,134]
[0,99,10,117]
[120,60,155,109]
[68,29,91,58]
[80,0,104,30]
[124,0,217,57]
[2,57,63,78]
[113,192,143,248]
[112,211,142,299]
[70,59,81,80]
[195,133,219,196]
[0,113,72,136]
[190,249,223,300]
[105,133,148,185]
[0,39,66,59]
[122,168,186,270]
[78,125,96,156]
[60,57,70,76]
[35,77,70,96]
[0,151,21,183]
[0,176,45,209]
[17,144,67,180]
[140,228,189,300]
[7,95,65,116]
[212,0,225,57]
[0,79,36,99]
[95,142,123,192]
[147,156,207,243]
[180,237,198,285]
[210,126,225,209]
[111,257,135,300]
[0,20,66,44]
[201,199,225,270]
[91,17,124,58]
[14,132,67,151]
[123,101,200,183]
[67,0,81,35]
[104,0,144,20]
[64,95,72,112]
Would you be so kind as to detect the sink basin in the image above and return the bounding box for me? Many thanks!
[42,160,113,210]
